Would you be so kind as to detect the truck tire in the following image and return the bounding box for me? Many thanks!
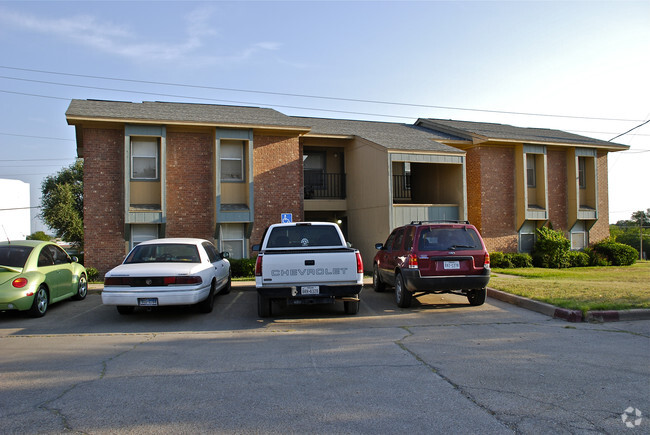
[395,273,412,308]
[258,293,272,318]
[467,288,486,306]
[344,299,360,315]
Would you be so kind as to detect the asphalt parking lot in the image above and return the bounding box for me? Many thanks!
[1,283,648,434]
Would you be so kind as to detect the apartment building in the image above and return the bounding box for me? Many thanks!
[65,100,627,275]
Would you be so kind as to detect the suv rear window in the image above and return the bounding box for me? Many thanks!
[417,227,482,251]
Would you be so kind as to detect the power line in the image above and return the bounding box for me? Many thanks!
[0,67,646,122]
[610,119,650,141]
[0,132,74,142]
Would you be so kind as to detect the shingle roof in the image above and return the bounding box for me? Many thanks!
[290,116,463,153]
[66,99,307,130]
[417,118,628,149]
[66,99,463,154]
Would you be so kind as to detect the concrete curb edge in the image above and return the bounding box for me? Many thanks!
[487,288,650,323]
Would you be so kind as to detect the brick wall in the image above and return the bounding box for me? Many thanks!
[470,146,518,252]
[250,134,303,247]
[589,152,610,243]
[166,131,215,240]
[82,127,125,275]
[547,149,568,231]
[465,148,482,231]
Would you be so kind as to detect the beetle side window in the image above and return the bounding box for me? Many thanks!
[38,248,55,267]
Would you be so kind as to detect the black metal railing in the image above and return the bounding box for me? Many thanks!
[392,174,411,201]
[304,172,346,199]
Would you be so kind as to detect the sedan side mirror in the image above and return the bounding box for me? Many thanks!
[375,243,384,250]
[220,252,230,259]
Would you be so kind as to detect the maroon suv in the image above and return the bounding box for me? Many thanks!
[373,221,490,308]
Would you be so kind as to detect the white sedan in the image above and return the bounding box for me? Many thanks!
[102,238,230,315]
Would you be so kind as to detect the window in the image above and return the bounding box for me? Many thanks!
[571,221,588,250]
[221,224,245,259]
[578,157,586,189]
[131,138,159,180]
[221,141,244,181]
[519,221,537,253]
[526,154,536,188]
[131,225,159,248]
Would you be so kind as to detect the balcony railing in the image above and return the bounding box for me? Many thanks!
[393,175,411,201]
[304,172,346,199]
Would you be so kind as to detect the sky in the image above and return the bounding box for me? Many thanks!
[0,0,648,235]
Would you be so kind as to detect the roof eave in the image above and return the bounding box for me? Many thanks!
[65,115,312,134]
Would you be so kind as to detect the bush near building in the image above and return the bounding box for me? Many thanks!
[492,227,636,269]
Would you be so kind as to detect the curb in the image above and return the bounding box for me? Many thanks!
[487,288,650,323]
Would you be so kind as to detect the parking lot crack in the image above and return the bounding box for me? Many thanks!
[395,326,517,432]
[37,333,157,433]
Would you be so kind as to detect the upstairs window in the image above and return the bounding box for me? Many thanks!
[526,154,536,188]
[578,157,587,189]
[131,138,159,180]
[221,141,244,181]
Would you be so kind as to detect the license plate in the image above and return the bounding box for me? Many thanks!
[443,261,460,270]
[138,298,159,307]
[301,286,320,295]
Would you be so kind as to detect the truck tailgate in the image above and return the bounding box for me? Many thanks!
[260,249,360,286]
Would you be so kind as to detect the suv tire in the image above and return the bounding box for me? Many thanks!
[395,273,412,308]
[373,263,386,292]
[467,288,486,306]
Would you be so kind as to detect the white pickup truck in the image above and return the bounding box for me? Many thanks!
[252,222,364,317]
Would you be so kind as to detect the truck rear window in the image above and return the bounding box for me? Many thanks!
[418,228,482,251]
[267,225,343,248]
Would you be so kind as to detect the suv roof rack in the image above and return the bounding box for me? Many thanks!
[409,220,470,225]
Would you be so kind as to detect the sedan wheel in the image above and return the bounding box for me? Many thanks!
[72,274,87,300]
[395,273,412,308]
[29,286,48,318]
[197,282,216,313]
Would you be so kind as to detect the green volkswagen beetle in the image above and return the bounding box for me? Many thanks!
[0,240,87,317]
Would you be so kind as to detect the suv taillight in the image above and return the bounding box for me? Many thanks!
[408,253,418,269]
[255,255,263,276]
[484,252,490,268]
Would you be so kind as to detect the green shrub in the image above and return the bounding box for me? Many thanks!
[533,226,571,268]
[229,258,256,278]
[591,238,638,266]
[567,251,590,267]
[508,253,533,268]
[585,247,610,266]
[490,252,512,268]
[489,252,532,268]
[85,267,99,282]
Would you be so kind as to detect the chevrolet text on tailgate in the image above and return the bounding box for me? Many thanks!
[253,222,364,317]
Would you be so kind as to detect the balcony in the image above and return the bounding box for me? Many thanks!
[392,175,411,201]
[304,172,346,199]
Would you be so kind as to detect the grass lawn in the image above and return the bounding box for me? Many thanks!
[489,260,650,313]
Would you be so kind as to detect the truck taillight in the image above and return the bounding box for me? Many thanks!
[356,252,364,274]
[255,255,263,276]
[408,254,418,269]
[484,252,490,269]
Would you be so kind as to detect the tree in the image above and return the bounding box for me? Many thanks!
[40,160,83,249]
[613,209,650,260]
[27,231,52,241]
